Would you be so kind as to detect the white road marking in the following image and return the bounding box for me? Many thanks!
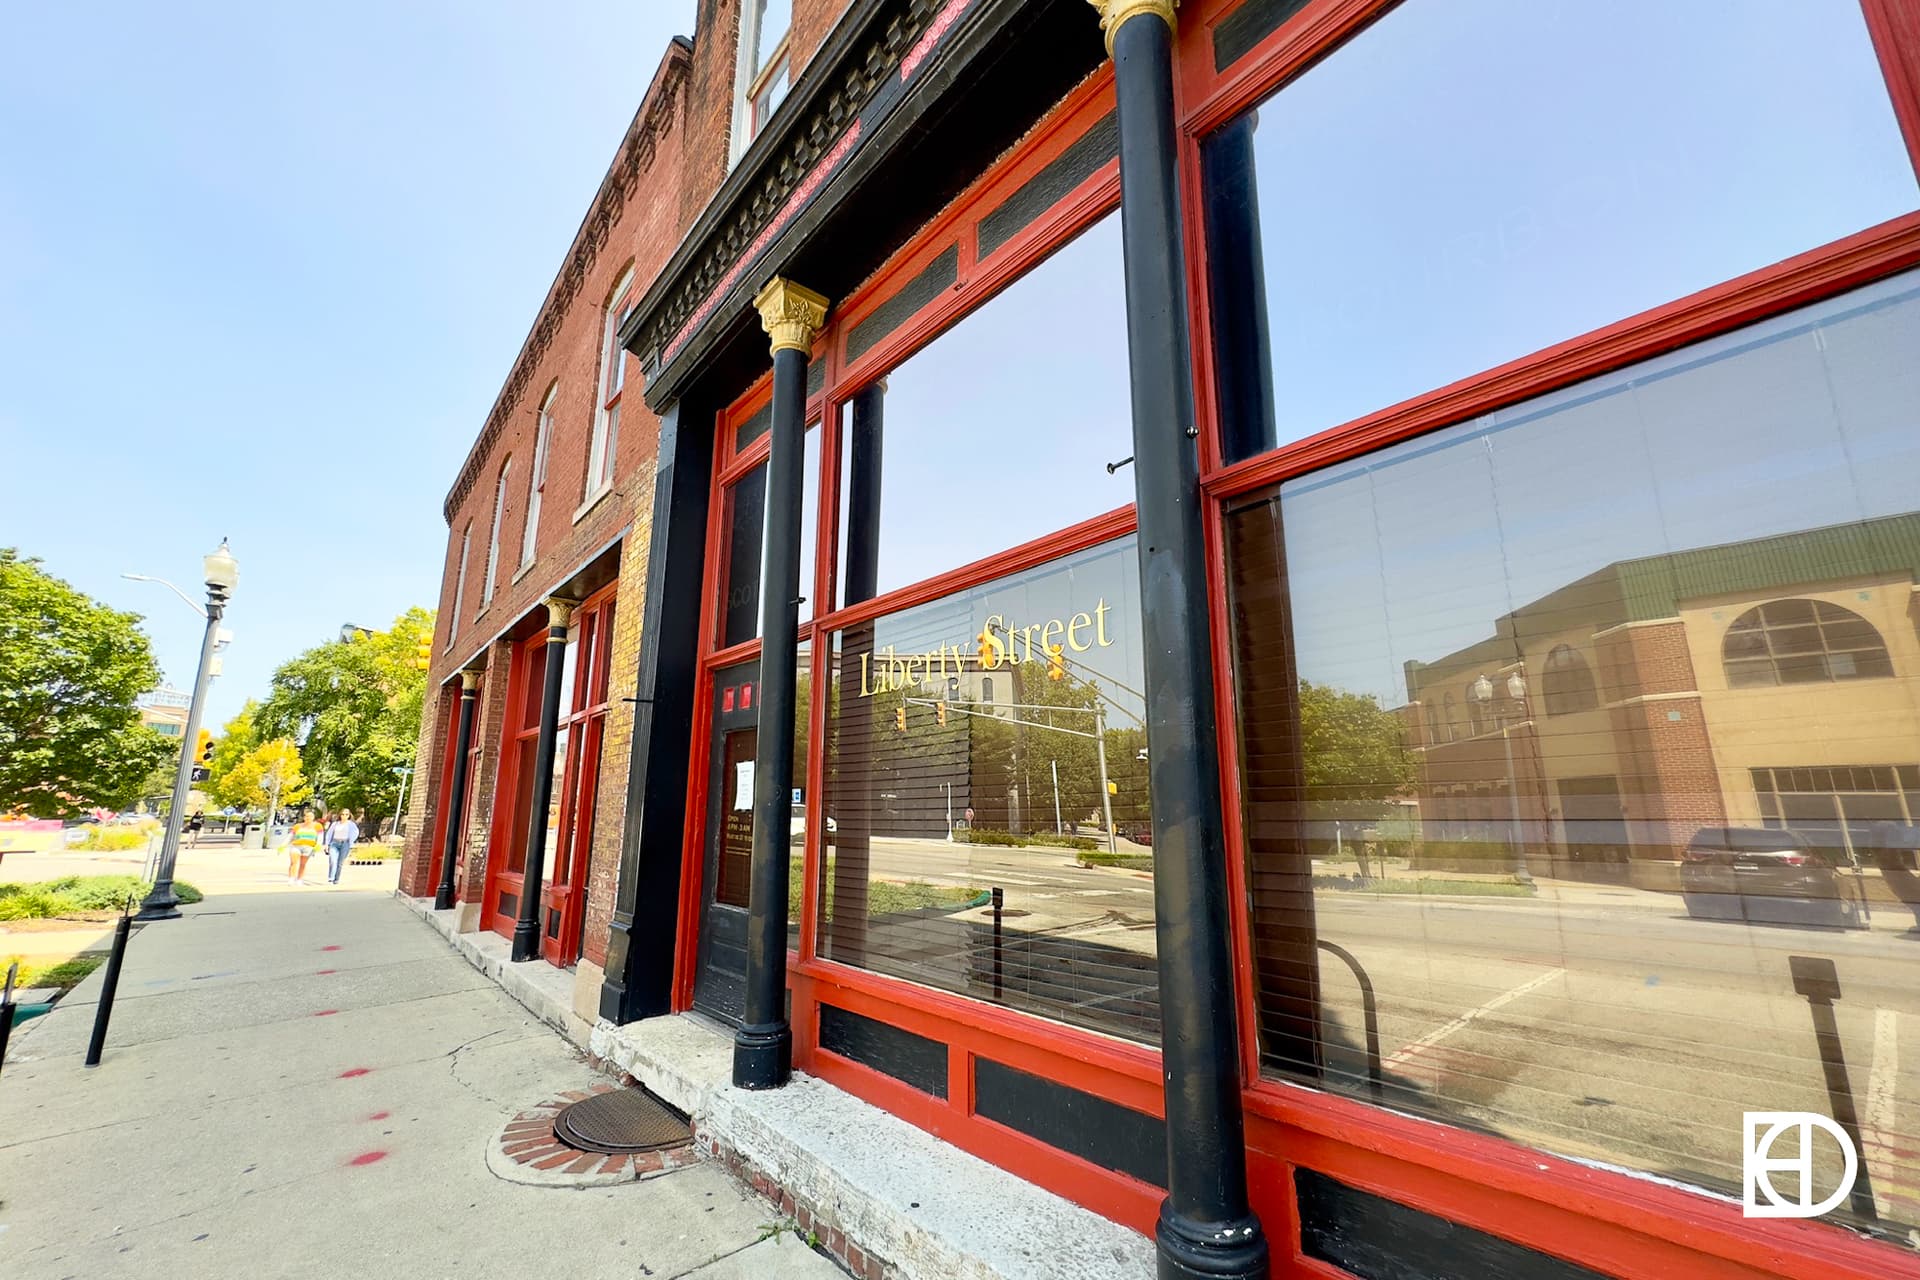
[1385,967,1566,1069]
[1866,1007,1899,1217]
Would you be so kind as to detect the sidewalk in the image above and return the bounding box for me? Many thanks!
[0,876,842,1280]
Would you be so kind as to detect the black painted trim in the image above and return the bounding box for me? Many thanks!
[818,1003,949,1098]
[1212,0,1313,72]
[973,1058,1166,1187]
[846,244,960,364]
[1296,1170,1618,1280]
[977,112,1118,261]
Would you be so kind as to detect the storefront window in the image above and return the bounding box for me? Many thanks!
[820,536,1155,1043]
[1203,0,1920,462]
[835,213,1133,607]
[1226,271,1920,1243]
[722,422,821,646]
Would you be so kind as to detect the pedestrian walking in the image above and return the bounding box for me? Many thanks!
[324,809,360,886]
[287,811,323,885]
[185,810,205,849]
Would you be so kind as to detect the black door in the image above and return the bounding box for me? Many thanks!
[692,660,759,1024]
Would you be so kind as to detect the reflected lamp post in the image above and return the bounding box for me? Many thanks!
[1473,670,1534,885]
[137,541,239,921]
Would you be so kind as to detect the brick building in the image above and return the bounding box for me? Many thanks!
[401,2,1920,1277]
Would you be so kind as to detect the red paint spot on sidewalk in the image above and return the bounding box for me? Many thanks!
[313,1009,339,1017]
[366,1111,391,1122]
[348,1151,388,1166]
[316,969,337,975]
[339,1067,371,1079]
[320,945,343,952]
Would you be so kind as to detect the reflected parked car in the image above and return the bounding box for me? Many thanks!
[1681,826,1861,928]
[789,804,837,845]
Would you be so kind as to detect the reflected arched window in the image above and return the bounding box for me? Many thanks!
[1442,691,1459,743]
[1465,682,1486,737]
[1542,644,1598,715]
[1722,599,1893,688]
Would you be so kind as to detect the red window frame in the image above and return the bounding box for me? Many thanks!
[675,72,1174,1229]
[1180,2,1920,1278]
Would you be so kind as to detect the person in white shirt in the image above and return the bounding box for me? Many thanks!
[324,810,360,885]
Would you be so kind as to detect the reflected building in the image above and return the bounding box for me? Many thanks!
[1404,513,1920,885]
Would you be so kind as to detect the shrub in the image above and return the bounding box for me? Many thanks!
[957,828,1097,852]
[0,890,74,921]
[0,876,200,918]
[73,826,151,852]
[59,875,151,910]
[351,843,405,862]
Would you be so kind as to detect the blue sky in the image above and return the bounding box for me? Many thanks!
[0,1,694,724]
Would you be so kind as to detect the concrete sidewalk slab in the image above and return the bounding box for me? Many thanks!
[0,882,823,1280]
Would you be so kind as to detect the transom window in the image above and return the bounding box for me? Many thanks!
[1722,598,1894,687]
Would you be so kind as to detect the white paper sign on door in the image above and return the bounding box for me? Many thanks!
[733,760,754,810]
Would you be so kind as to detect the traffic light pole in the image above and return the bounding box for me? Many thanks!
[139,584,227,921]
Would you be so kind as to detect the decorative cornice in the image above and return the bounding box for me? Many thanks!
[442,38,693,524]
[754,278,830,354]
[624,0,975,388]
[1088,0,1176,53]
[544,596,580,630]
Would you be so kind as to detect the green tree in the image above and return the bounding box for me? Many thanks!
[217,738,311,812]
[203,701,262,806]
[255,608,433,821]
[0,549,175,817]
[1298,679,1417,810]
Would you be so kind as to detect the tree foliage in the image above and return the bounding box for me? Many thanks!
[0,549,175,817]
[212,738,311,811]
[254,608,433,820]
[1298,679,1417,810]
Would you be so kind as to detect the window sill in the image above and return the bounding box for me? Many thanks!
[512,559,536,586]
[573,485,613,524]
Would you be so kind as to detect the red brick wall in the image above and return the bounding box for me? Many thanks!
[1593,620,1726,857]
[682,0,744,231]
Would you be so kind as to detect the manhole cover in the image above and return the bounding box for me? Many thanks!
[552,1087,691,1155]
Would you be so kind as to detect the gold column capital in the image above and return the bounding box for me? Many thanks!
[543,596,579,630]
[753,277,830,356]
[458,669,482,693]
[1088,0,1177,54]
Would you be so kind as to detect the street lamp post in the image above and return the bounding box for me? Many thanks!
[138,540,239,921]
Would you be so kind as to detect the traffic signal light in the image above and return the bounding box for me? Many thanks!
[1046,642,1066,682]
[195,729,214,764]
[936,702,947,727]
[894,706,907,733]
[414,640,432,670]
[975,627,1001,670]
[1107,780,1118,796]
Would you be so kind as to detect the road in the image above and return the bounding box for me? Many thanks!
[832,834,1920,1242]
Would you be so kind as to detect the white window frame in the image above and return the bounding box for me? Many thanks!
[448,524,471,649]
[729,0,792,167]
[586,269,634,500]
[483,458,511,607]
[522,384,556,567]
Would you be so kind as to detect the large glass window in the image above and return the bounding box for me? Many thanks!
[820,537,1154,1043]
[1226,272,1920,1244]
[1203,0,1920,461]
[836,213,1133,606]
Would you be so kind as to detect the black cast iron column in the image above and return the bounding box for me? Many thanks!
[735,276,829,1089]
[511,596,577,963]
[433,670,481,911]
[1096,2,1270,1276]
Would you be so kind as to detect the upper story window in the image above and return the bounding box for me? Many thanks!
[587,269,634,499]
[448,523,471,649]
[1722,598,1894,687]
[522,383,556,567]
[731,0,792,164]
[482,456,512,607]
[1542,644,1598,715]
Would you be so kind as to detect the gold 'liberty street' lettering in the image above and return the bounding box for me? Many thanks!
[856,599,1116,697]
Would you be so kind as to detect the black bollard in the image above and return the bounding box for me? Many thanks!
[0,959,17,1079]
[84,910,136,1068]
[991,886,1004,1003]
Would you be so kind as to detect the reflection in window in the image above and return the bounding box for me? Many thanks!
[1225,271,1920,1245]
[837,214,1132,606]
[820,537,1154,1043]
[721,423,821,648]
[1541,644,1598,715]
[1202,0,1919,461]
[1722,599,1894,687]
